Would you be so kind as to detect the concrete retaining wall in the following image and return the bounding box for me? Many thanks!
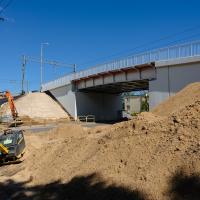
[75,92,122,122]
[49,84,77,119]
[49,84,122,121]
[149,61,200,109]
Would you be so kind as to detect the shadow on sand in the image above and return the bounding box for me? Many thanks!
[1,168,200,200]
[0,173,147,200]
[168,169,200,200]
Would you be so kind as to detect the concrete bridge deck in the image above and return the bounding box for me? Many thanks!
[41,41,200,121]
[42,40,200,91]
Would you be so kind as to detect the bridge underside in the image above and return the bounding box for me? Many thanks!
[48,64,155,122]
[74,64,155,94]
[77,80,149,94]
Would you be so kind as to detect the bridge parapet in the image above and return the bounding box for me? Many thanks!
[42,40,200,91]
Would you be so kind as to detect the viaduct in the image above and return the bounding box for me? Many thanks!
[42,41,200,121]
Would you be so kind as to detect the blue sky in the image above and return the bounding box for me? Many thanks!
[0,0,200,92]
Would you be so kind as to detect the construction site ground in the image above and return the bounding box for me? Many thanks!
[13,121,111,134]
[1,82,200,200]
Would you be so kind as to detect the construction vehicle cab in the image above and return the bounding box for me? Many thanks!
[0,129,25,164]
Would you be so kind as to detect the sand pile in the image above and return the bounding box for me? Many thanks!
[152,82,200,116]
[0,83,200,200]
[2,92,69,120]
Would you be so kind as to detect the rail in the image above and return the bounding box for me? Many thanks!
[42,40,200,91]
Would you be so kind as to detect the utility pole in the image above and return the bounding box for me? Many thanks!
[21,55,26,94]
[40,42,49,90]
[22,55,76,91]
[73,64,76,73]
[26,80,29,93]
[40,45,43,90]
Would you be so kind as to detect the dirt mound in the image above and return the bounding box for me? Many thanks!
[152,82,200,116]
[2,92,69,120]
[0,83,200,200]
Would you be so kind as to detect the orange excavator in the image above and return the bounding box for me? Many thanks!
[4,91,18,120]
[0,90,22,126]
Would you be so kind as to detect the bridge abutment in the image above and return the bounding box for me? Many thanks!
[48,84,122,121]
[75,92,122,122]
[149,59,200,109]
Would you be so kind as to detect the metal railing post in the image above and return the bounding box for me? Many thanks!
[167,48,169,60]
[191,43,193,56]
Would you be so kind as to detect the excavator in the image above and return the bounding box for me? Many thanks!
[0,90,22,126]
[0,129,25,164]
[0,91,25,164]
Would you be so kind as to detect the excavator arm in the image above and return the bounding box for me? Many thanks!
[5,91,18,120]
[0,90,18,120]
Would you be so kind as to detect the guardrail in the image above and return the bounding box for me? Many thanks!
[42,40,200,91]
[77,115,95,123]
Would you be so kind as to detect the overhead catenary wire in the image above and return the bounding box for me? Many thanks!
[0,0,5,5]
[88,33,200,68]
[0,0,13,14]
[0,0,4,17]
[21,55,76,93]
[79,25,200,67]
[139,33,200,53]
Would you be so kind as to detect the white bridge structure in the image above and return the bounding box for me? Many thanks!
[42,41,200,121]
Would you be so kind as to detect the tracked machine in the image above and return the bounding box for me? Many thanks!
[0,129,25,164]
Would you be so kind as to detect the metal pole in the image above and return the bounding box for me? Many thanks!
[26,80,29,93]
[73,64,76,73]
[40,42,49,91]
[40,44,43,91]
[21,55,26,94]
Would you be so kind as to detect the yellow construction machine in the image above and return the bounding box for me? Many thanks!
[0,129,25,164]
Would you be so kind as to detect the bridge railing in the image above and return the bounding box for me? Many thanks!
[42,40,200,91]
